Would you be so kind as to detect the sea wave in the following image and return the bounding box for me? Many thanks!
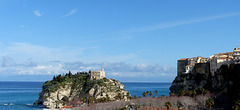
[2,103,13,105]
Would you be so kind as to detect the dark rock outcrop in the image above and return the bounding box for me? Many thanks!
[170,64,240,100]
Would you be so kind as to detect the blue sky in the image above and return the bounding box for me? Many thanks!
[0,0,240,82]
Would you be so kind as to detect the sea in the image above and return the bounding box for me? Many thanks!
[0,82,171,110]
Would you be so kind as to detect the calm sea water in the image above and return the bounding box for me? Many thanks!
[0,82,171,110]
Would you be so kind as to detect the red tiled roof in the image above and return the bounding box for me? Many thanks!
[178,58,188,61]
[62,105,74,108]
[218,52,234,55]
[218,57,228,59]
[224,52,233,54]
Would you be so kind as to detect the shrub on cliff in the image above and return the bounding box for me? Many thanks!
[164,102,172,110]
[206,98,214,109]
[169,92,175,96]
[179,90,186,96]
[232,100,240,110]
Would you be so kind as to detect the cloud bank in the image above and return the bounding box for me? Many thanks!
[0,42,176,82]
[0,56,176,81]
[0,56,175,76]
[33,10,42,17]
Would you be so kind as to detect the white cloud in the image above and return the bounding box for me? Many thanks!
[0,57,176,77]
[62,8,77,18]
[1,56,37,67]
[62,61,176,77]
[0,42,176,81]
[17,64,65,75]
[33,10,42,17]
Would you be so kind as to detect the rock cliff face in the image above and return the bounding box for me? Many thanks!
[170,64,240,99]
[34,72,129,109]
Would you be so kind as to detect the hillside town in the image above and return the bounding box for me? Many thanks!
[178,47,240,75]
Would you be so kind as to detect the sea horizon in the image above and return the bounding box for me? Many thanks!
[0,81,172,83]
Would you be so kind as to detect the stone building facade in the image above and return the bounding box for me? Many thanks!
[177,58,188,75]
[177,47,239,76]
[234,47,240,64]
[89,68,105,80]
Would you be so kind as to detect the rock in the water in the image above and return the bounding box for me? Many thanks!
[34,72,130,109]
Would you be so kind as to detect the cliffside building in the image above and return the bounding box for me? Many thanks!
[234,47,240,64]
[177,58,188,75]
[177,47,239,76]
[89,68,105,80]
[177,57,207,75]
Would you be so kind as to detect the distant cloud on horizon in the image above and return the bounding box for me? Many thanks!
[0,57,176,78]
[0,54,175,75]
[0,42,176,82]
[33,10,42,17]
[61,8,77,18]
[1,56,37,67]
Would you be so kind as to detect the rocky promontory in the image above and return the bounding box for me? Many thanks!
[170,63,240,109]
[170,64,240,97]
[169,48,240,109]
[34,71,130,109]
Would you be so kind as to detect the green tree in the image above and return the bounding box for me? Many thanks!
[106,94,110,101]
[53,76,56,81]
[117,93,122,100]
[199,88,206,94]
[149,92,153,97]
[233,105,240,110]
[164,102,172,110]
[126,92,131,100]
[88,96,94,104]
[205,89,210,94]
[187,90,193,96]
[146,91,150,97]
[177,101,183,109]
[80,98,86,103]
[134,95,137,99]
[192,90,197,97]
[142,92,147,97]
[206,98,214,110]
[169,92,175,96]
[179,90,186,96]
[232,100,240,110]
[154,90,158,97]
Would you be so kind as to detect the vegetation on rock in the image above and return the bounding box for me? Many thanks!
[205,98,214,109]
[35,71,129,109]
